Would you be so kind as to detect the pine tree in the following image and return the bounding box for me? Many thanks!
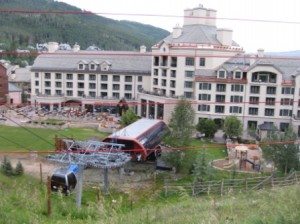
[1,157,13,176]
[14,161,24,176]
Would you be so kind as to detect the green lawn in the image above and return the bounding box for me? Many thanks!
[0,125,109,152]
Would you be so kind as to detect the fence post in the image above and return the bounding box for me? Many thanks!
[221,179,224,196]
[165,182,168,197]
[47,176,52,217]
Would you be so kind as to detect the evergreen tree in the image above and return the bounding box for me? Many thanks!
[14,161,24,176]
[1,157,13,176]
[163,98,195,173]
[192,149,214,183]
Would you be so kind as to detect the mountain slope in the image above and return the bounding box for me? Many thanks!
[0,0,169,51]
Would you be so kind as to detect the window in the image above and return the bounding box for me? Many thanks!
[35,73,39,78]
[218,70,226,79]
[77,91,84,97]
[154,57,159,66]
[171,57,177,67]
[281,87,294,94]
[67,90,73,96]
[101,92,107,97]
[45,89,51,95]
[55,73,62,79]
[113,75,120,82]
[125,76,132,82]
[125,93,132,99]
[101,75,108,81]
[89,83,96,89]
[280,123,289,132]
[231,84,244,92]
[90,64,96,70]
[184,92,193,98]
[138,76,143,82]
[89,91,96,97]
[249,107,258,115]
[35,81,39,86]
[66,82,73,88]
[216,95,225,103]
[199,58,206,67]
[249,96,259,104]
[78,74,84,80]
[125,84,132,91]
[198,104,210,112]
[113,92,120,98]
[230,95,243,103]
[184,81,193,88]
[44,73,51,79]
[55,90,62,95]
[250,86,260,94]
[230,106,242,114]
[55,82,62,88]
[199,83,211,90]
[185,57,195,66]
[266,86,276,94]
[266,98,275,105]
[234,71,242,79]
[113,84,120,90]
[89,74,96,81]
[78,64,84,70]
[185,71,194,78]
[280,98,293,105]
[171,70,176,78]
[67,74,73,80]
[279,109,292,117]
[215,105,225,113]
[198,94,211,101]
[265,109,274,116]
[45,81,51,87]
[78,83,84,89]
[216,84,226,92]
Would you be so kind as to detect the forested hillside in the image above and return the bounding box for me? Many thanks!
[0,0,169,51]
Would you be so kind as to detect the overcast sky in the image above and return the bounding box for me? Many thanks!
[58,0,300,53]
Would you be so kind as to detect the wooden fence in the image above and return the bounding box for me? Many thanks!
[164,171,300,196]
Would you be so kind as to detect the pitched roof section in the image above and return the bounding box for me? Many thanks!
[162,24,240,47]
[31,51,151,74]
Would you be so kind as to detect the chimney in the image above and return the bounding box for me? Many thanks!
[172,24,183,38]
[73,43,80,52]
[140,45,146,53]
[257,48,264,58]
[217,28,233,46]
[184,4,217,26]
[48,42,59,53]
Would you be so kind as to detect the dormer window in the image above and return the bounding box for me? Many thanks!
[234,71,242,79]
[90,63,96,70]
[78,63,84,70]
[218,70,226,79]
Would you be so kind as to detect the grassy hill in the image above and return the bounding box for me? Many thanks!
[0,0,169,51]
